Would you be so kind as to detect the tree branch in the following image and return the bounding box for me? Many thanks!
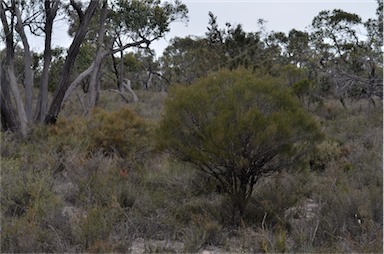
[69,0,84,23]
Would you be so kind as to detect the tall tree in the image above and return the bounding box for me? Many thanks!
[0,0,99,133]
[13,1,33,121]
[310,8,383,104]
[287,29,310,67]
[62,0,188,112]
[0,0,28,136]
[86,0,108,113]
[34,0,60,122]
[161,36,222,85]
[44,0,98,124]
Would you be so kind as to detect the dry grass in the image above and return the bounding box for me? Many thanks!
[1,90,382,253]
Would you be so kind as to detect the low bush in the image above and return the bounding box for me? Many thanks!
[89,107,153,158]
[1,88,381,252]
[158,68,322,224]
[0,156,71,252]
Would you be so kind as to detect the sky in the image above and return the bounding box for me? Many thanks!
[18,0,379,58]
[149,0,378,56]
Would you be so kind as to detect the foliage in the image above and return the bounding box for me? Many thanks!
[47,47,66,92]
[89,107,152,158]
[161,36,225,85]
[0,155,67,252]
[310,8,383,102]
[116,0,188,39]
[309,139,341,172]
[1,88,382,252]
[1,1,383,252]
[162,5,382,105]
[158,68,322,223]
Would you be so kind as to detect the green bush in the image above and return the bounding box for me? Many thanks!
[158,68,322,224]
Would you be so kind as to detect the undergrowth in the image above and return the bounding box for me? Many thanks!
[1,92,382,253]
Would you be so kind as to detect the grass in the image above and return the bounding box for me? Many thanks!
[1,90,382,253]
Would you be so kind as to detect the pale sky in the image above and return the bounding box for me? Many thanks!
[18,0,380,57]
[150,0,378,56]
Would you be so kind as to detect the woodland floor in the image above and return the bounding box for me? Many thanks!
[1,89,383,253]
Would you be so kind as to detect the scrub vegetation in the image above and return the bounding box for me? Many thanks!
[1,0,382,253]
[1,84,382,253]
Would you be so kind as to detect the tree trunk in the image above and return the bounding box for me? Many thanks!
[144,72,153,90]
[0,1,28,137]
[1,93,18,132]
[118,42,124,91]
[122,78,138,102]
[62,35,147,108]
[44,0,98,124]
[230,191,247,226]
[14,2,33,122]
[63,62,94,107]
[110,79,138,103]
[0,64,17,132]
[87,0,108,114]
[62,35,149,108]
[6,65,28,137]
[35,0,59,122]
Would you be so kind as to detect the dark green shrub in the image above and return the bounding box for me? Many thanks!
[292,79,313,108]
[158,68,322,224]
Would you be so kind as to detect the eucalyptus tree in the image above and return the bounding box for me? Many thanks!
[1,0,188,134]
[224,23,265,70]
[161,13,266,85]
[34,0,60,122]
[0,0,98,134]
[309,6,383,105]
[61,0,188,114]
[1,0,30,136]
[286,29,311,68]
[110,0,188,94]
[118,49,163,91]
[160,36,223,85]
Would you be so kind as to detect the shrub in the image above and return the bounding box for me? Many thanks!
[0,157,67,252]
[158,68,322,224]
[182,215,225,252]
[89,107,152,159]
[309,139,341,172]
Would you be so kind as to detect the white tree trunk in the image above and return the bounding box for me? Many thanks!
[35,0,60,122]
[110,78,138,103]
[7,65,28,137]
[123,78,138,102]
[14,4,33,122]
[87,0,108,114]
[63,62,94,108]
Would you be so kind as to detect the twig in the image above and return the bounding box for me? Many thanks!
[262,212,267,231]
[311,218,320,244]
[48,224,65,251]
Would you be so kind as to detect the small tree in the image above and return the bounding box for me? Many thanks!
[158,69,322,224]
